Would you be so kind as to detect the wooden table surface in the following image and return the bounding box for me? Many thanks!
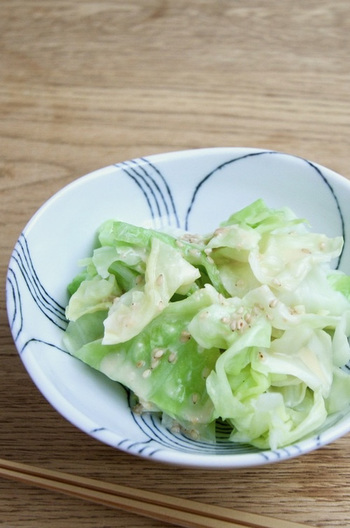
[2,1,350,526]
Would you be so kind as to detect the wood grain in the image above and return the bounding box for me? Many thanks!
[2,1,350,527]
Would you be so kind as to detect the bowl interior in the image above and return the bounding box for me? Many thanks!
[6,148,350,468]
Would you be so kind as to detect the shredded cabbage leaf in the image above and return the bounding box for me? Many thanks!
[63,199,350,449]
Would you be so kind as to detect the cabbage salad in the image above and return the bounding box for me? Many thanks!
[63,199,350,449]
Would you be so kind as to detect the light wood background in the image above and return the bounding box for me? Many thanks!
[1,1,350,526]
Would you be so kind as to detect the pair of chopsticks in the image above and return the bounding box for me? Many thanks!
[0,457,309,528]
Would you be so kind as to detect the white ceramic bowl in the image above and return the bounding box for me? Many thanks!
[6,148,350,468]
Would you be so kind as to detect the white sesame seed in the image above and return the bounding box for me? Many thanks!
[245,312,252,324]
[181,233,202,244]
[136,360,145,368]
[168,352,177,363]
[189,429,200,440]
[272,278,282,287]
[153,348,165,359]
[132,403,144,414]
[171,423,181,434]
[189,248,201,258]
[202,367,211,379]
[192,393,199,404]
[142,368,152,378]
[180,330,191,343]
[151,358,160,369]
[142,401,155,411]
[236,318,246,331]
[218,294,226,305]
[290,305,305,315]
[156,273,164,286]
[269,298,278,308]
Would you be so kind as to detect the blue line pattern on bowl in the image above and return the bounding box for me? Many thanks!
[116,157,180,228]
[304,158,345,266]
[7,233,67,340]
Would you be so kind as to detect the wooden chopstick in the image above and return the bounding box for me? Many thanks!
[0,457,309,528]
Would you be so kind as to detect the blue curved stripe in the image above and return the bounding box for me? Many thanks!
[6,269,23,340]
[305,159,345,267]
[20,337,68,356]
[185,151,276,229]
[120,162,160,220]
[140,157,180,227]
[8,234,67,334]
[116,158,180,228]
